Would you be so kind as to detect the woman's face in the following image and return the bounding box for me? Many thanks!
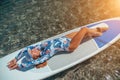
[31,48,41,59]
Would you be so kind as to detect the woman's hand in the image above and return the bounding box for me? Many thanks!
[7,58,18,70]
[35,61,47,68]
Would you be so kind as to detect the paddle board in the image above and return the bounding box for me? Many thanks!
[0,18,120,80]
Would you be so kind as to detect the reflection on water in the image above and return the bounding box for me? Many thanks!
[0,0,120,80]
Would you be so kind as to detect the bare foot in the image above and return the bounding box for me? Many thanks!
[87,26,109,37]
[96,26,109,32]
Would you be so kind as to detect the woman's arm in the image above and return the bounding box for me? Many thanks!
[31,54,50,66]
[18,54,50,68]
[15,44,40,61]
[15,47,28,61]
[7,47,28,70]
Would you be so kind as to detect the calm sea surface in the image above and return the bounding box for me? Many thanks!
[0,0,120,80]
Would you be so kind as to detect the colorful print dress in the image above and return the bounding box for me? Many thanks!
[15,36,71,69]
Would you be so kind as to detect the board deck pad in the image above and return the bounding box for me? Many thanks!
[0,18,120,80]
[48,39,98,70]
[88,20,120,48]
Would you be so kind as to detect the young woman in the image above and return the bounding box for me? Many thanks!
[7,26,108,70]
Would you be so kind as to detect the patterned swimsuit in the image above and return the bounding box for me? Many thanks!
[15,36,71,69]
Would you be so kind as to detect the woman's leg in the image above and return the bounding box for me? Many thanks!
[68,27,89,52]
[67,26,108,52]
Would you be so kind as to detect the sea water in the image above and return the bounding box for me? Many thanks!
[0,0,120,80]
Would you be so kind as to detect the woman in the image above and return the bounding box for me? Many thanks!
[7,26,108,70]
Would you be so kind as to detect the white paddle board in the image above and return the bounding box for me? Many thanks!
[0,18,120,80]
